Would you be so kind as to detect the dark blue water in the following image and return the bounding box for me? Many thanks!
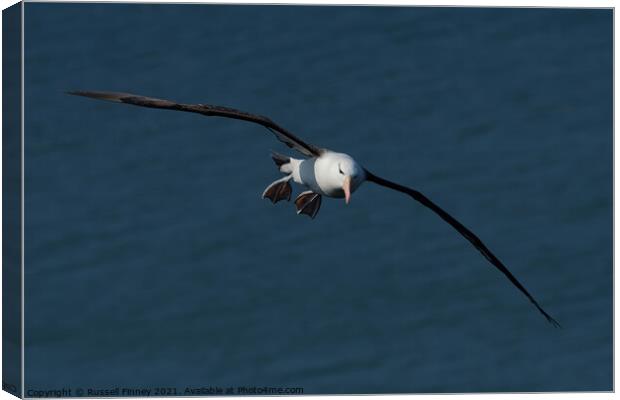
[23,4,612,393]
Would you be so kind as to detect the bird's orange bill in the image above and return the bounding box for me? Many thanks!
[343,175,352,204]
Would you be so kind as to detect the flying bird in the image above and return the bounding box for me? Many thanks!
[69,90,560,327]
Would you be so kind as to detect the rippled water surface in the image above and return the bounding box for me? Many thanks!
[23,4,612,393]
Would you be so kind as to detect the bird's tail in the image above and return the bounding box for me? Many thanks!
[271,151,290,168]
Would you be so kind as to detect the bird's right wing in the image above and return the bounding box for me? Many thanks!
[68,91,324,158]
[364,168,560,327]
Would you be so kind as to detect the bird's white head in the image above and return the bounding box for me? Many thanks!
[332,153,365,204]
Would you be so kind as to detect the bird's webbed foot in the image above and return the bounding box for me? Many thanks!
[294,191,322,219]
[262,177,292,203]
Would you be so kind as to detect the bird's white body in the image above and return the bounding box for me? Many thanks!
[283,151,366,198]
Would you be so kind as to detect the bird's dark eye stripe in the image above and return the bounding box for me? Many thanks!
[339,166,344,174]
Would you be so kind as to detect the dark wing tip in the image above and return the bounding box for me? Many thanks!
[541,309,562,328]
[525,282,560,328]
[67,90,132,103]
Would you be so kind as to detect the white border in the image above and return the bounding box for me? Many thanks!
[13,0,619,5]
[20,0,24,397]
[0,2,615,400]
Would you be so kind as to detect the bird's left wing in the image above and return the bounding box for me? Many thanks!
[364,168,560,327]
[68,91,323,158]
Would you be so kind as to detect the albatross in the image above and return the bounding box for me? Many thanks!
[69,90,560,327]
